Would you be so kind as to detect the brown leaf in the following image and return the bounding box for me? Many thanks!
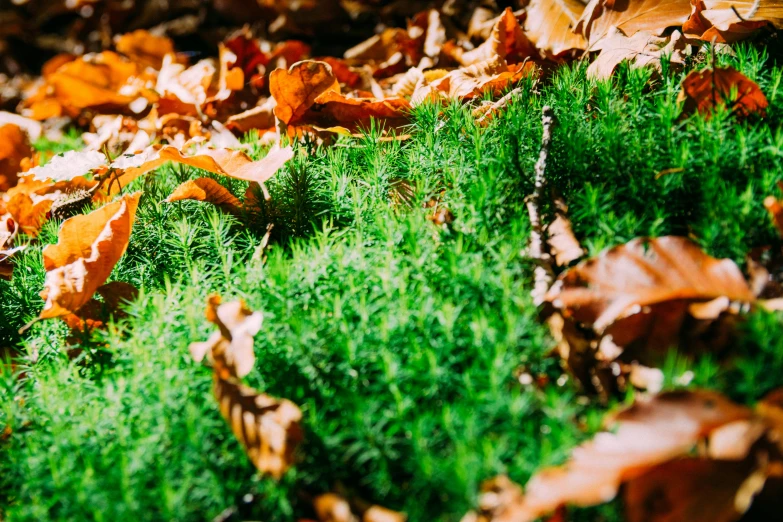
[38,192,141,320]
[684,1,783,43]
[270,60,340,125]
[106,145,294,195]
[214,374,303,479]
[587,30,689,80]
[460,475,531,522]
[764,194,783,238]
[300,90,411,131]
[577,0,693,47]
[438,59,538,100]
[61,281,139,335]
[313,493,406,522]
[524,0,588,56]
[679,67,769,119]
[189,295,262,379]
[520,391,753,518]
[165,178,242,214]
[624,458,755,522]
[0,124,32,192]
[545,236,754,393]
[547,200,584,267]
[115,30,175,70]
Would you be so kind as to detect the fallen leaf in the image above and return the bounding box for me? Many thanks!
[546,199,584,267]
[0,112,42,142]
[0,124,32,191]
[165,178,242,214]
[520,391,753,519]
[679,66,769,118]
[300,90,411,130]
[577,0,693,47]
[684,1,783,43]
[115,30,175,70]
[105,145,294,195]
[60,281,139,335]
[312,493,406,522]
[27,149,107,182]
[37,192,141,320]
[587,30,689,80]
[544,236,754,392]
[524,0,588,56]
[270,60,340,125]
[438,59,537,100]
[189,295,262,379]
[214,374,303,479]
[764,193,783,238]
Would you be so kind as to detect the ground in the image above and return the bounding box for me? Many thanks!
[2,45,783,521]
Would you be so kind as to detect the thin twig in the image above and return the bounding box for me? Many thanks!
[526,105,556,306]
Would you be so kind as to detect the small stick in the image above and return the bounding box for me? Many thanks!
[526,105,556,306]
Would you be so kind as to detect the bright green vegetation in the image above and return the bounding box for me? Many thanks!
[2,45,783,521]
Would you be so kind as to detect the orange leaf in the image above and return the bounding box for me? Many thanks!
[0,124,32,192]
[270,60,340,125]
[679,67,769,118]
[525,0,588,56]
[684,1,783,43]
[587,30,689,79]
[301,90,411,130]
[38,192,141,320]
[115,29,175,70]
[165,178,242,214]
[107,145,294,194]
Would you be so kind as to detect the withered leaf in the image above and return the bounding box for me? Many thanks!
[524,0,587,56]
[270,60,340,125]
[214,375,303,479]
[437,59,537,100]
[106,145,294,194]
[587,30,688,80]
[0,124,32,192]
[679,67,769,119]
[165,178,242,214]
[38,192,141,320]
[313,493,406,522]
[115,30,175,70]
[303,90,411,131]
[577,0,693,47]
[61,281,139,335]
[684,1,783,43]
[189,295,262,379]
[520,391,752,518]
[28,149,106,182]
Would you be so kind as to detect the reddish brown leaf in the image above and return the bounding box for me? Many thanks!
[165,178,242,214]
[577,0,693,47]
[270,60,340,125]
[0,124,32,192]
[679,67,769,118]
[684,1,783,43]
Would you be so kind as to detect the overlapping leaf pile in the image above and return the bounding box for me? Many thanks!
[1,1,782,521]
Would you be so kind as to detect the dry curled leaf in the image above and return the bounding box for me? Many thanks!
[270,60,340,125]
[115,30,175,70]
[27,149,107,182]
[300,90,411,131]
[545,236,754,393]
[524,0,588,56]
[684,1,783,43]
[679,66,769,119]
[577,0,693,47]
[313,493,406,522]
[214,375,303,479]
[61,281,139,335]
[37,192,141,321]
[437,59,537,100]
[165,178,242,214]
[0,124,32,192]
[106,145,294,195]
[587,30,688,80]
[189,295,262,379]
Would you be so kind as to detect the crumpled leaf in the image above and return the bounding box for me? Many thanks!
[679,66,769,119]
[189,295,262,379]
[165,178,242,214]
[545,236,754,393]
[0,123,32,191]
[459,475,529,522]
[61,281,139,335]
[27,149,107,182]
[37,192,141,320]
[524,0,588,56]
[313,493,407,522]
[684,1,783,43]
[437,59,537,100]
[448,9,536,66]
[115,30,175,70]
[270,60,340,125]
[214,375,303,479]
[299,90,411,130]
[523,391,752,514]
[587,30,689,80]
[577,0,693,47]
[105,145,294,195]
